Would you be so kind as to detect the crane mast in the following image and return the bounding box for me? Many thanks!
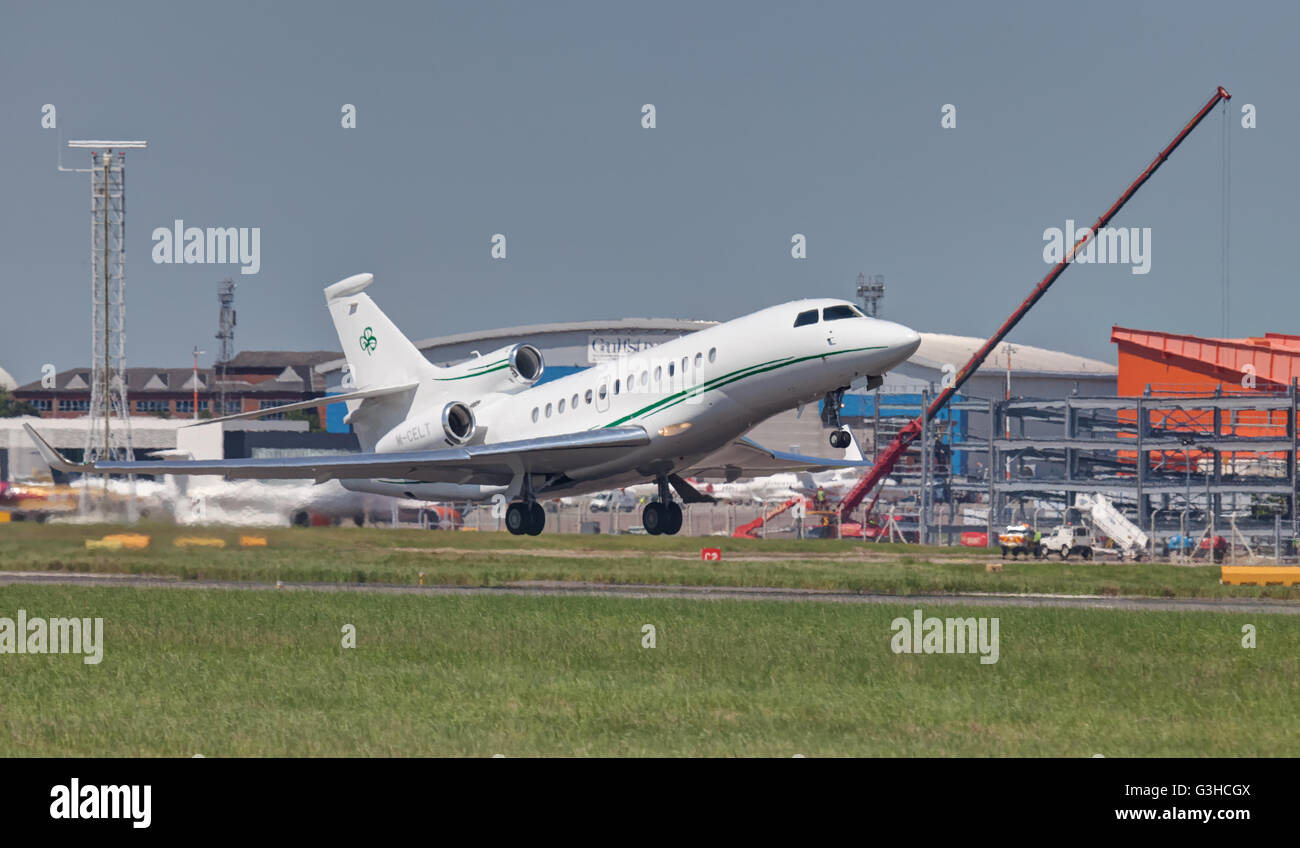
[840,86,1232,525]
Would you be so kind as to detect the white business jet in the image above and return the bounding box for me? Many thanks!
[27,273,920,537]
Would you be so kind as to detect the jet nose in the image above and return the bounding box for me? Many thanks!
[878,321,921,360]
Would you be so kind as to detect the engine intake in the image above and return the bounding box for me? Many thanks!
[442,401,476,445]
[509,344,545,385]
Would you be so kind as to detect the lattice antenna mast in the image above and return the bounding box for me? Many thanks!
[856,272,885,317]
[216,279,236,414]
[67,140,146,518]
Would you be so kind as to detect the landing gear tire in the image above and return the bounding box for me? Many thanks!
[643,502,666,535]
[505,502,529,536]
[664,502,683,535]
[829,429,852,449]
[526,502,545,536]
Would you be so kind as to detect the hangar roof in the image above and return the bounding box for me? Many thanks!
[313,319,1114,379]
[316,318,718,374]
[909,334,1116,377]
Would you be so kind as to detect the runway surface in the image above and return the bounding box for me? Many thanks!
[1,571,1297,614]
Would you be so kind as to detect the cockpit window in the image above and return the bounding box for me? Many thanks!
[793,309,819,327]
[823,304,865,321]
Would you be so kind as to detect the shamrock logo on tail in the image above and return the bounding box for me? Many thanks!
[359,327,377,356]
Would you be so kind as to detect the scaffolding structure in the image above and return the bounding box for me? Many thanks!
[850,384,1299,559]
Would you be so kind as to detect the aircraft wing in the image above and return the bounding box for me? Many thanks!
[687,436,871,481]
[24,423,650,486]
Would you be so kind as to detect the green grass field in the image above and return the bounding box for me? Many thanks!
[1,582,1295,756]
[2,522,1297,600]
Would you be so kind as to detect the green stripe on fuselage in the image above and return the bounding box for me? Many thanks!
[434,359,509,381]
[600,345,884,428]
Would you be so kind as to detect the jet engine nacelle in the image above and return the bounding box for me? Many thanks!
[441,401,476,445]
[373,400,479,452]
[435,343,545,394]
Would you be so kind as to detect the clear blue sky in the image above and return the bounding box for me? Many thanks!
[2,1,1296,384]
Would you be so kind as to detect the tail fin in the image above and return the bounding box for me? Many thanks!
[324,273,436,451]
[324,273,437,389]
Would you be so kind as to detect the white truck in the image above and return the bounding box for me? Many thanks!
[1075,493,1148,561]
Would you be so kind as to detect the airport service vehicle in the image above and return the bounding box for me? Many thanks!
[998,524,1040,559]
[1075,493,1147,561]
[28,273,920,537]
[1040,524,1094,560]
[588,491,636,513]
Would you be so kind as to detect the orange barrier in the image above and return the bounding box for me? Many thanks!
[102,533,150,549]
[239,536,268,547]
[1220,566,1300,587]
[174,537,227,549]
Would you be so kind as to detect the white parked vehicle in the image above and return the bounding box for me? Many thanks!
[1040,524,1094,560]
[588,491,637,513]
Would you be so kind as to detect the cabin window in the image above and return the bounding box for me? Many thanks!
[708,347,717,363]
[531,407,539,423]
[681,357,689,373]
[545,403,552,418]
[640,371,648,387]
[558,398,566,413]
[823,304,865,321]
[654,365,662,382]
[598,384,607,401]
[668,362,675,377]
[572,393,580,409]
[794,309,819,327]
[694,352,703,369]
[614,379,621,395]
[585,389,593,404]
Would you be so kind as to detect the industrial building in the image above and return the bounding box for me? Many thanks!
[11,351,337,423]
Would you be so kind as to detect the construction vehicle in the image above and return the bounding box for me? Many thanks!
[835,86,1232,531]
[733,497,801,538]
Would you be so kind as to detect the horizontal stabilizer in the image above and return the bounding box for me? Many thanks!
[184,382,419,427]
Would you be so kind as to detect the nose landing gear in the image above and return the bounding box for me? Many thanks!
[822,386,853,449]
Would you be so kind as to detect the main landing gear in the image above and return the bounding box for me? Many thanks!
[505,500,545,536]
[822,387,853,449]
[642,476,683,536]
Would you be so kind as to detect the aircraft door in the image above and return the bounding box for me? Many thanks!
[595,376,610,413]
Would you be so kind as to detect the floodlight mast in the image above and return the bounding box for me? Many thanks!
[61,140,148,519]
[839,86,1232,526]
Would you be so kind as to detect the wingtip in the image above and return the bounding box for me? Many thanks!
[23,423,91,473]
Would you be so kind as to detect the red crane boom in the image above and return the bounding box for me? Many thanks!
[839,86,1232,525]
